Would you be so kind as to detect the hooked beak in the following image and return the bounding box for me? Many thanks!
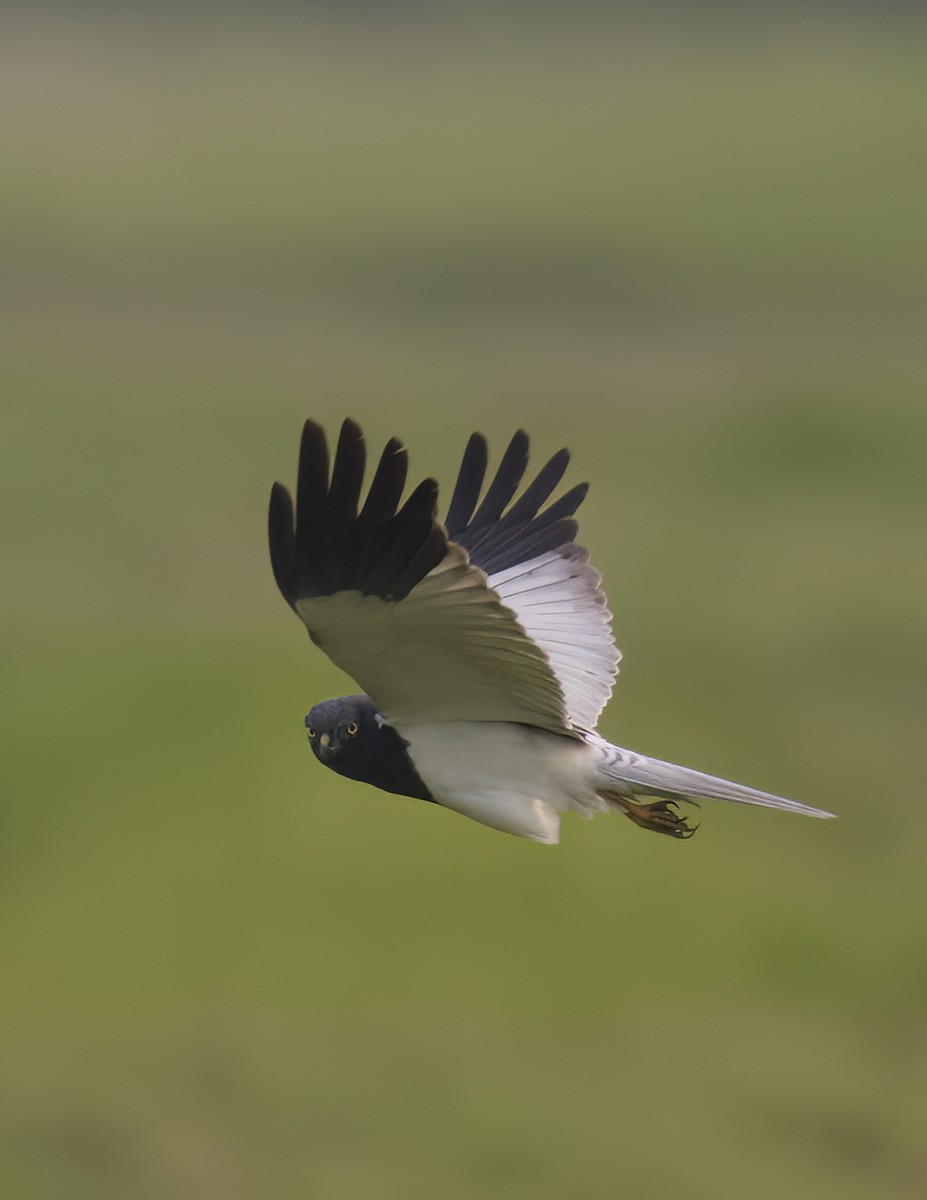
[316,730,340,762]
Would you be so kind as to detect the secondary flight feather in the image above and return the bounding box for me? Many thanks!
[269,419,834,843]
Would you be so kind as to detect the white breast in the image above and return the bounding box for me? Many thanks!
[399,721,608,843]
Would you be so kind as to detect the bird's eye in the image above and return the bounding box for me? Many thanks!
[346,721,359,736]
[307,727,316,738]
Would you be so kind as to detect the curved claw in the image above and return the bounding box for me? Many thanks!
[619,797,699,840]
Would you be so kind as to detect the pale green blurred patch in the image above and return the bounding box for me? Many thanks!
[2,10,926,1200]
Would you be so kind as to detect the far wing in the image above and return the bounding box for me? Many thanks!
[443,432,620,731]
[269,419,574,735]
[488,547,618,731]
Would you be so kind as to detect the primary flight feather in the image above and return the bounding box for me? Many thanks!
[269,419,834,843]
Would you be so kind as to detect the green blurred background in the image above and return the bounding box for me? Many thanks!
[3,6,926,1198]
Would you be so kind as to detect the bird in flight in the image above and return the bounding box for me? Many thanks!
[269,420,834,844]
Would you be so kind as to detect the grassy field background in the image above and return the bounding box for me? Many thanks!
[3,10,926,1199]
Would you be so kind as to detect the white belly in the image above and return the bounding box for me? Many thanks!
[399,721,607,844]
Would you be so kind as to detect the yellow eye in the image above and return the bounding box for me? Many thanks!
[346,721,359,736]
[307,727,316,738]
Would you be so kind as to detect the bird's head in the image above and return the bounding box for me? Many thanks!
[305,694,380,775]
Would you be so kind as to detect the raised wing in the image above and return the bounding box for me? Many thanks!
[269,419,573,735]
[444,431,620,730]
[269,419,620,734]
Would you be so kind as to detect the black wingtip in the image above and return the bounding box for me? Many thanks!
[470,430,531,530]
[505,447,571,523]
[268,481,296,607]
[445,433,489,536]
[546,480,588,520]
[295,421,330,532]
[360,436,408,523]
[448,428,591,574]
[328,418,366,522]
[272,420,449,605]
[336,418,366,468]
[300,419,328,463]
[403,476,440,517]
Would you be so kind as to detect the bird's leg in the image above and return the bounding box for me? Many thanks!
[612,796,699,840]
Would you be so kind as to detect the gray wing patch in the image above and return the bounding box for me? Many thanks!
[489,546,620,731]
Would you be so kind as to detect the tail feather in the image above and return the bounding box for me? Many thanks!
[596,743,835,820]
